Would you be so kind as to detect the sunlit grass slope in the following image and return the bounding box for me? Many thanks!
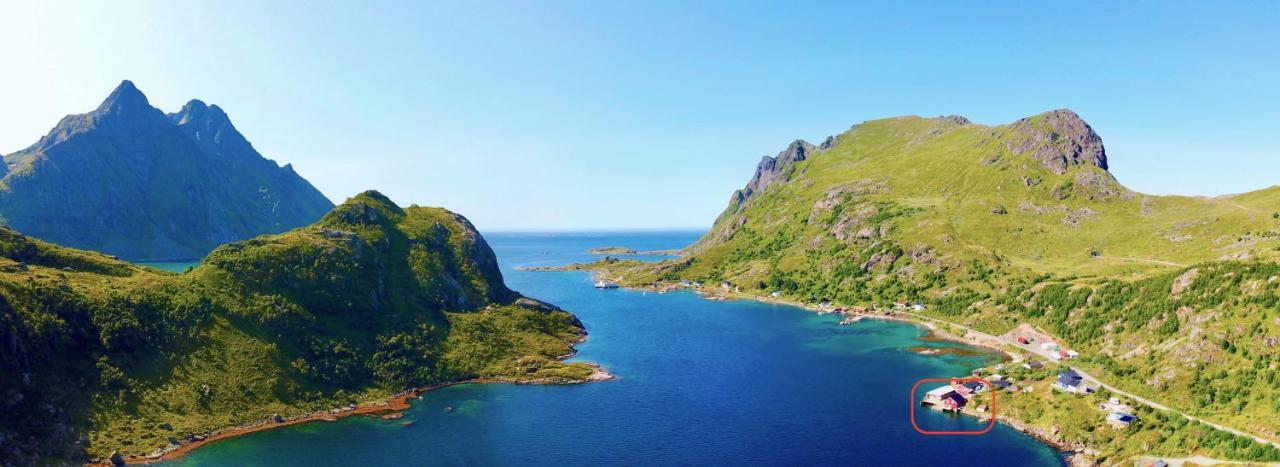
[0,191,594,463]
[593,110,1280,461]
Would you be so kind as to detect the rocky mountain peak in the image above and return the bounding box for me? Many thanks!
[22,80,166,152]
[170,99,231,126]
[936,115,972,126]
[1,80,334,260]
[171,99,210,123]
[93,80,154,116]
[169,99,251,153]
[1008,108,1108,175]
[730,139,818,208]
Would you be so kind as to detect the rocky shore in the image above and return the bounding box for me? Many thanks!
[88,325,612,466]
[91,364,614,466]
[996,415,1098,466]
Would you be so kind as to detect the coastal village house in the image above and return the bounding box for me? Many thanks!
[1050,349,1080,361]
[923,380,988,412]
[954,380,986,396]
[923,386,968,412]
[942,392,967,411]
[1107,412,1137,428]
[1053,369,1090,394]
[1102,398,1136,428]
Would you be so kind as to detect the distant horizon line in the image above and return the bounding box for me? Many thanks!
[480,227,709,234]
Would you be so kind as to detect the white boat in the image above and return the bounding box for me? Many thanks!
[594,280,619,289]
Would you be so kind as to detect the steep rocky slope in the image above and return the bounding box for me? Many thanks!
[0,80,333,261]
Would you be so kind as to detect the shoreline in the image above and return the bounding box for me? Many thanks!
[697,288,1091,461]
[105,368,615,465]
[138,265,1068,466]
[91,327,613,466]
[573,271,1089,461]
[598,274,1019,361]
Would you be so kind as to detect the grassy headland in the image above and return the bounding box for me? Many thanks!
[556,110,1280,464]
[0,191,601,464]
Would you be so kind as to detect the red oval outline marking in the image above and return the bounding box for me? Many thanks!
[910,377,997,435]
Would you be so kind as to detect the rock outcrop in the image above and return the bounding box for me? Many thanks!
[1008,109,1108,175]
[727,139,820,212]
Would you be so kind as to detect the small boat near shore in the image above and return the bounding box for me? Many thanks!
[840,316,863,325]
[594,280,620,289]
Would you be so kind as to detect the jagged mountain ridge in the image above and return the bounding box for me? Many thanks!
[0,80,334,261]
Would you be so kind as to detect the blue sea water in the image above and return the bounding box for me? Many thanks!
[139,261,201,273]
[160,231,1064,466]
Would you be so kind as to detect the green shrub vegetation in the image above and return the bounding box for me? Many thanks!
[994,363,1280,464]
[584,110,1280,462]
[0,191,594,463]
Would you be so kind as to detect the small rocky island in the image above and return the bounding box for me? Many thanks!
[587,247,638,255]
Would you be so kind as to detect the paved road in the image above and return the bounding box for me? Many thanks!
[898,311,1280,450]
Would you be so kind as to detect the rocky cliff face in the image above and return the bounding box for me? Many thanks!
[0,80,333,260]
[1008,109,1108,175]
[727,139,821,213]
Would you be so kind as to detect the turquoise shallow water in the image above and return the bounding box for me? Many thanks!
[137,261,200,273]
[160,231,1064,466]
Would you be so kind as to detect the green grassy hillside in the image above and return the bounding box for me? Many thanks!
[0,191,594,464]
[587,110,1280,462]
[687,111,1279,281]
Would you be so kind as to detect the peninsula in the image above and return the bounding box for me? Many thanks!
[0,191,604,464]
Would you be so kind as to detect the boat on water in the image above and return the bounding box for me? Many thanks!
[839,316,862,325]
[594,280,620,289]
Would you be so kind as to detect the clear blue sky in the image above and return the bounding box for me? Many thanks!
[1,1,1277,231]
